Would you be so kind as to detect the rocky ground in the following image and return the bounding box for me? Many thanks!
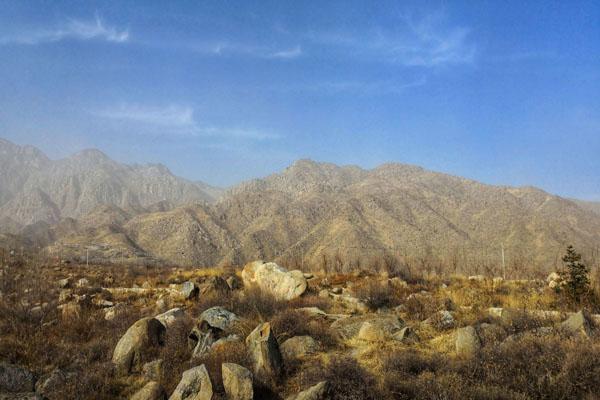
[2,259,600,400]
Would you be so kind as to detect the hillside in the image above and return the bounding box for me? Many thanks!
[0,138,224,228]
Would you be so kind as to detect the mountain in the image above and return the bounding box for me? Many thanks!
[0,139,224,229]
[572,200,600,216]
[2,138,599,273]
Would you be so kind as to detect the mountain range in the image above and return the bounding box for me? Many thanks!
[1,137,599,273]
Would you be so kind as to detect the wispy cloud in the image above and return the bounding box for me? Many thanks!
[270,77,427,96]
[93,103,279,141]
[268,45,303,59]
[191,41,302,60]
[0,14,129,45]
[306,10,474,67]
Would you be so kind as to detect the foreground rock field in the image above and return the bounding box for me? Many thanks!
[2,260,600,399]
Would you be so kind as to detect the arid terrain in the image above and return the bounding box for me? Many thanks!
[2,252,600,399]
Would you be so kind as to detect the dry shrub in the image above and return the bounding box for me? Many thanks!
[403,293,444,321]
[270,309,337,348]
[300,356,381,400]
[352,279,400,311]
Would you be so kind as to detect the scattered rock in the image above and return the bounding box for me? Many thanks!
[357,322,387,342]
[281,336,320,362]
[286,381,329,400]
[200,307,240,331]
[131,381,167,400]
[331,314,404,341]
[425,310,455,330]
[155,308,187,329]
[57,277,71,289]
[198,276,230,297]
[181,281,199,300]
[242,261,307,300]
[456,326,480,357]
[222,363,253,400]
[246,322,283,383]
[561,310,594,338]
[169,365,213,400]
[112,317,166,374]
[104,303,127,321]
[0,363,36,393]
[76,278,90,288]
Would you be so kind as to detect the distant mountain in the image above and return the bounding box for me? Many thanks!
[572,200,600,216]
[2,138,599,272]
[0,138,224,229]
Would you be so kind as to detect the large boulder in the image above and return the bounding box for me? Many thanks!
[241,261,307,300]
[222,363,253,400]
[456,326,480,357]
[200,307,240,331]
[286,381,330,400]
[112,317,166,374]
[131,381,168,400]
[155,308,188,329]
[561,310,594,337]
[245,322,283,383]
[280,336,320,362]
[169,365,213,400]
[189,307,240,358]
[0,363,36,393]
[181,281,199,300]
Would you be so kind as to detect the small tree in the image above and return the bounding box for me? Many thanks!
[560,245,590,303]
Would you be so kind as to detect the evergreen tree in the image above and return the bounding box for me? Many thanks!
[560,245,590,303]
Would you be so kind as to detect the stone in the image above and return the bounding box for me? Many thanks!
[222,363,253,400]
[198,276,230,297]
[456,326,481,357]
[199,307,240,331]
[242,261,307,300]
[389,277,408,288]
[189,307,241,358]
[357,322,387,342]
[131,381,167,400]
[286,381,329,400]
[0,363,36,393]
[112,317,166,374]
[57,277,71,289]
[104,303,127,321]
[181,281,199,300]
[392,326,419,343]
[76,278,89,287]
[280,336,320,362]
[169,365,213,400]
[226,275,242,290]
[245,322,283,383]
[155,308,187,329]
[561,310,594,337]
[330,314,404,341]
[425,310,455,330]
[143,359,164,382]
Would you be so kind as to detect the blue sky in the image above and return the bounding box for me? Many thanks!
[0,1,599,199]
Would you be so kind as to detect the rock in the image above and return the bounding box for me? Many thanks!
[281,336,320,362]
[104,303,127,321]
[58,289,72,304]
[226,275,242,290]
[222,363,253,400]
[330,287,342,295]
[425,310,455,330]
[57,277,72,289]
[318,289,329,299]
[199,307,240,331]
[189,307,241,358]
[242,261,307,301]
[112,317,166,374]
[456,326,481,357]
[389,277,408,288]
[181,281,199,300]
[76,278,89,287]
[330,315,404,341]
[245,322,283,383]
[392,326,419,343]
[198,276,230,297]
[169,365,213,400]
[155,308,187,329]
[0,363,36,393]
[286,381,329,400]
[131,381,167,400]
[142,281,153,289]
[143,359,164,382]
[329,293,368,314]
[357,322,387,342]
[561,310,594,337]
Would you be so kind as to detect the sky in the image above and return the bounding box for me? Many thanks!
[0,1,599,200]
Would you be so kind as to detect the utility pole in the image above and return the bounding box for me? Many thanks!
[501,243,506,280]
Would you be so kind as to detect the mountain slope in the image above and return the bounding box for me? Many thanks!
[0,139,223,228]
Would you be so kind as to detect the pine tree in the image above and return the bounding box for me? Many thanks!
[560,245,590,303]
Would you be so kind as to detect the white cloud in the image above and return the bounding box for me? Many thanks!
[94,103,279,141]
[0,14,129,45]
[269,45,302,59]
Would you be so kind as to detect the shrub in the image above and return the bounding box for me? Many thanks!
[559,245,590,304]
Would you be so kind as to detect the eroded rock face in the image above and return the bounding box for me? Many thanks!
[131,381,168,400]
[241,261,307,300]
[245,322,283,383]
[169,365,213,400]
[286,381,330,400]
[222,363,253,400]
[456,326,480,357]
[112,317,166,374]
[0,363,36,393]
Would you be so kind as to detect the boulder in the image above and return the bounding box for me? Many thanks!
[561,310,594,337]
[104,303,127,321]
[76,278,90,287]
[198,276,230,297]
[112,317,166,374]
[181,281,199,300]
[286,381,330,400]
[222,363,253,400]
[155,308,187,329]
[57,277,72,289]
[189,307,240,358]
[241,261,307,300]
[245,322,283,383]
[281,336,320,362]
[143,359,164,382]
[357,322,387,342]
[456,326,480,357]
[131,381,168,400]
[169,365,213,400]
[392,326,419,343]
[199,307,240,331]
[330,314,404,341]
[0,363,36,393]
